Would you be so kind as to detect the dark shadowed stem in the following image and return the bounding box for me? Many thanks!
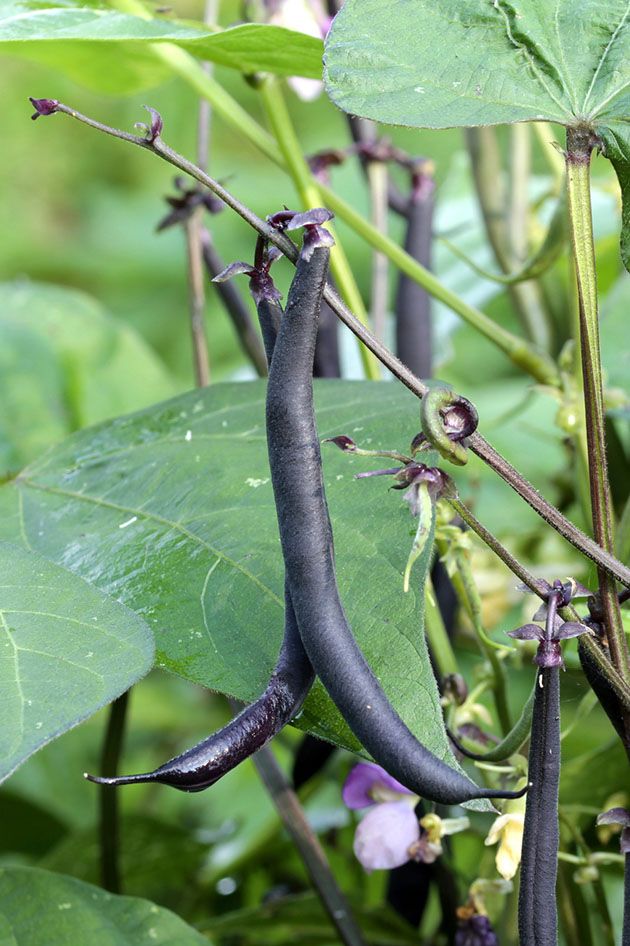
[252,745,366,946]
[452,546,511,735]
[201,232,268,376]
[565,127,629,682]
[466,126,552,351]
[98,691,129,893]
[40,104,630,592]
[557,862,592,946]
[346,114,409,217]
[185,212,211,386]
[624,854,630,946]
[395,173,434,377]
[367,159,389,342]
[182,0,216,387]
[225,697,364,946]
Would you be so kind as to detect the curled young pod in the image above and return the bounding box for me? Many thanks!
[418,386,479,466]
[518,666,560,945]
[86,589,314,791]
[266,242,524,806]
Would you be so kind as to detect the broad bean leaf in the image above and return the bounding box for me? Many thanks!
[324,0,630,269]
[0,542,154,783]
[0,281,175,476]
[0,381,483,802]
[0,867,209,946]
[0,2,323,93]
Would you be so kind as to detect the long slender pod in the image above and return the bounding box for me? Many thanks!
[86,285,315,792]
[518,667,560,945]
[86,590,314,792]
[395,171,434,377]
[266,243,524,805]
[313,296,342,378]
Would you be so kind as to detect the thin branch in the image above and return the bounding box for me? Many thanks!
[97,691,129,893]
[32,102,630,591]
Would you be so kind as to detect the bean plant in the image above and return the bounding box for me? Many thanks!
[0,1,629,944]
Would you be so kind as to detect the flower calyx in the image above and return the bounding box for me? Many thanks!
[508,579,590,668]
[596,807,630,854]
[213,239,282,305]
[134,105,163,144]
[157,176,224,231]
[267,207,335,260]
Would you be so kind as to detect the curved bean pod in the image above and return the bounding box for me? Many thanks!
[86,590,314,792]
[266,244,525,806]
[518,667,560,945]
[86,280,315,793]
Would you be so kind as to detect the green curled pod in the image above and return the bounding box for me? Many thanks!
[419,386,479,466]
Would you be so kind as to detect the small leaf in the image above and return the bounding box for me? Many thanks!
[0,866,209,945]
[0,542,154,783]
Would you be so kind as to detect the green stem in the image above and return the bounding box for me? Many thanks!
[98,691,129,893]
[565,126,630,680]
[424,576,458,677]
[257,76,379,379]
[466,127,554,351]
[453,548,512,735]
[450,682,535,762]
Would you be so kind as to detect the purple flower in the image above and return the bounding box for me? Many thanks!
[29,97,59,120]
[507,581,589,668]
[342,764,468,872]
[157,176,224,231]
[455,914,498,946]
[343,763,419,871]
[596,807,630,854]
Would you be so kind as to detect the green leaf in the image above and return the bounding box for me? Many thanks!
[0,541,154,783]
[0,281,176,475]
[0,2,323,93]
[0,866,209,946]
[0,381,474,793]
[324,0,630,268]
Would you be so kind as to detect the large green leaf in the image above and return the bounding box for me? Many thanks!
[0,2,323,93]
[0,867,209,946]
[324,0,630,268]
[0,381,475,792]
[0,281,175,476]
[0,542,154,783]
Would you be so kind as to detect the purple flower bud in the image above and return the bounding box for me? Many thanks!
[267,208,335,260]
[455,913,498,946]
[29,97,59,120]
[307,148,347,184]
[135,105,163,143]
[342,762,413,809]
[267,209,297,231]
[212,252,282,306]
[353,801,420,871]
[285,208,334,230]
[324,435,357,452]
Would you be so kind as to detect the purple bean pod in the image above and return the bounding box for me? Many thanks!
[266,243,525,805]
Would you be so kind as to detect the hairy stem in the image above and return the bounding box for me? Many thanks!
[97,691,129,893]
[38,103,630,594]
[566,126,629,680]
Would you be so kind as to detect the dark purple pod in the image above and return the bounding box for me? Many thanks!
[265,243,525,806]
[86,589,314,791]
[518,666,560,946]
